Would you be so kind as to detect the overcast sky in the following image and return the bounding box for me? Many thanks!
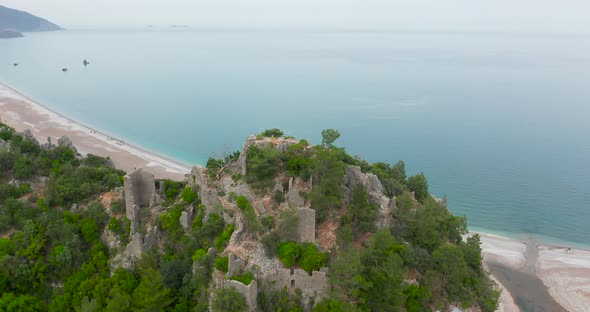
[3,0,590,33]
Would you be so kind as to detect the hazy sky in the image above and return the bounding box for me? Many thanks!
[3,0,590,33]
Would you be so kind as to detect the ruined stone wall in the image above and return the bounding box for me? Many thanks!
[297,207,316,244]
[124,168,156,213]
[217,278,258,312]
[266,268,329,299]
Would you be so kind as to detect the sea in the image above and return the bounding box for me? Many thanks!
[1,29,589,248]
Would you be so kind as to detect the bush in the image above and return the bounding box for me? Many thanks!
[212,288,248,312]
[215,256,229,272]
[181,187,197,204]
[162,180,183,200]
[230,271,254,285]
[236,196,249,210]
[278,242,301,268]
[192,249,207,262]
[245,146,281,189]
[260,128,284,138]
[110,199,125,215]
[299,243,328,273]
[215,224,236,251]
[407,173,429,202]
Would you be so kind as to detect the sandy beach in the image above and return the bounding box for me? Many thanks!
[0,82,191,180]
[476,232,590,311]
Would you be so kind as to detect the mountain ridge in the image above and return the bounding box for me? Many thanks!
[0,5,62,33]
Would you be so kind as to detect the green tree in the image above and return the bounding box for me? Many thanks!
[212,288,248,312]
[299,243,328,273]
[278,241,301,268]
[349,184,378,236]
[321,129,341,147]
[260,128,284,138]
[0,292,44,312]
[407,173,429,202]
[181,187,197,204]
[132,268,172,312]
[105,285,132,312]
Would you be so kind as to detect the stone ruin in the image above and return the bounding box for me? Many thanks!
[297,207,316,244]
[266,268,329,301]
[122,168,159,260]
[216,278,258,312]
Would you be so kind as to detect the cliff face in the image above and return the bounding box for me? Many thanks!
[0,5,62,32]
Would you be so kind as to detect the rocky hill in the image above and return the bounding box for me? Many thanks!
[0,124,500,311]
[0,5,62,33]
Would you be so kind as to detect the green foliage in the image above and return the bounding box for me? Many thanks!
[230,271,254,285]
[206,150,240,179]
[321,128,341,147]
[192,249,207,262]
[234,196,261,234]
[403,284,432,312]
[278,241,301,268]
[260,128,284,138]
[159,204,184,232]
[407,173,429,202]
[310,148,347,222]
[245,145,281,189]
[313,299,355,312]
[215,256,229,273]
[365,161,407,197]
[215,224,236,251]
[299,243,328,273]
[212,288,249,312]
[257,286,303,312]
[181,187,198,204]
[132,268,172,312]
[260,216,275,232]
[349,184,378,236]
[0,292,44,312]
[110,199,125,215]
[162,180,183,201]
[236,195,249,210]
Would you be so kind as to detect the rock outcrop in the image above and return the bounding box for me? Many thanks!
[342,165,394,228]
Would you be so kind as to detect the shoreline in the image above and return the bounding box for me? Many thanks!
[0,82,192,180]
[473,231,590,311]
[2,81,589,311]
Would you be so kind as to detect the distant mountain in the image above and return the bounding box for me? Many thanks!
[0,30,24,39]
[0,5,62,32]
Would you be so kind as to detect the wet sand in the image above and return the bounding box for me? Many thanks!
[488,263,566,312]
[477,233,590,312]
[0,82,191,180]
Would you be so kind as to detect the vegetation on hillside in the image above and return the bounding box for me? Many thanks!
[0,123,499,311]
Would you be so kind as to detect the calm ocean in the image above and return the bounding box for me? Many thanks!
[1,29,589,247]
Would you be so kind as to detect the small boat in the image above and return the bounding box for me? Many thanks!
[13,63,18,67]
[62,68,68,72]
[83,59,90,66]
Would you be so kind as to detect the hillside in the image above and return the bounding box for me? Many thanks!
[0,5,62,32]
[0,125,499,311]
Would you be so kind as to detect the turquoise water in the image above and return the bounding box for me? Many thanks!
[1,30,590,246]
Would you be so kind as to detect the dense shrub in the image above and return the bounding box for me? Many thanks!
[181,187,197,204]
[259,128,284,138]
[230,271,254,285]
[278,242,300,268]
[215,256,229,273]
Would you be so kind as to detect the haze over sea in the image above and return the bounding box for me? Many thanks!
[1,29,589,247]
